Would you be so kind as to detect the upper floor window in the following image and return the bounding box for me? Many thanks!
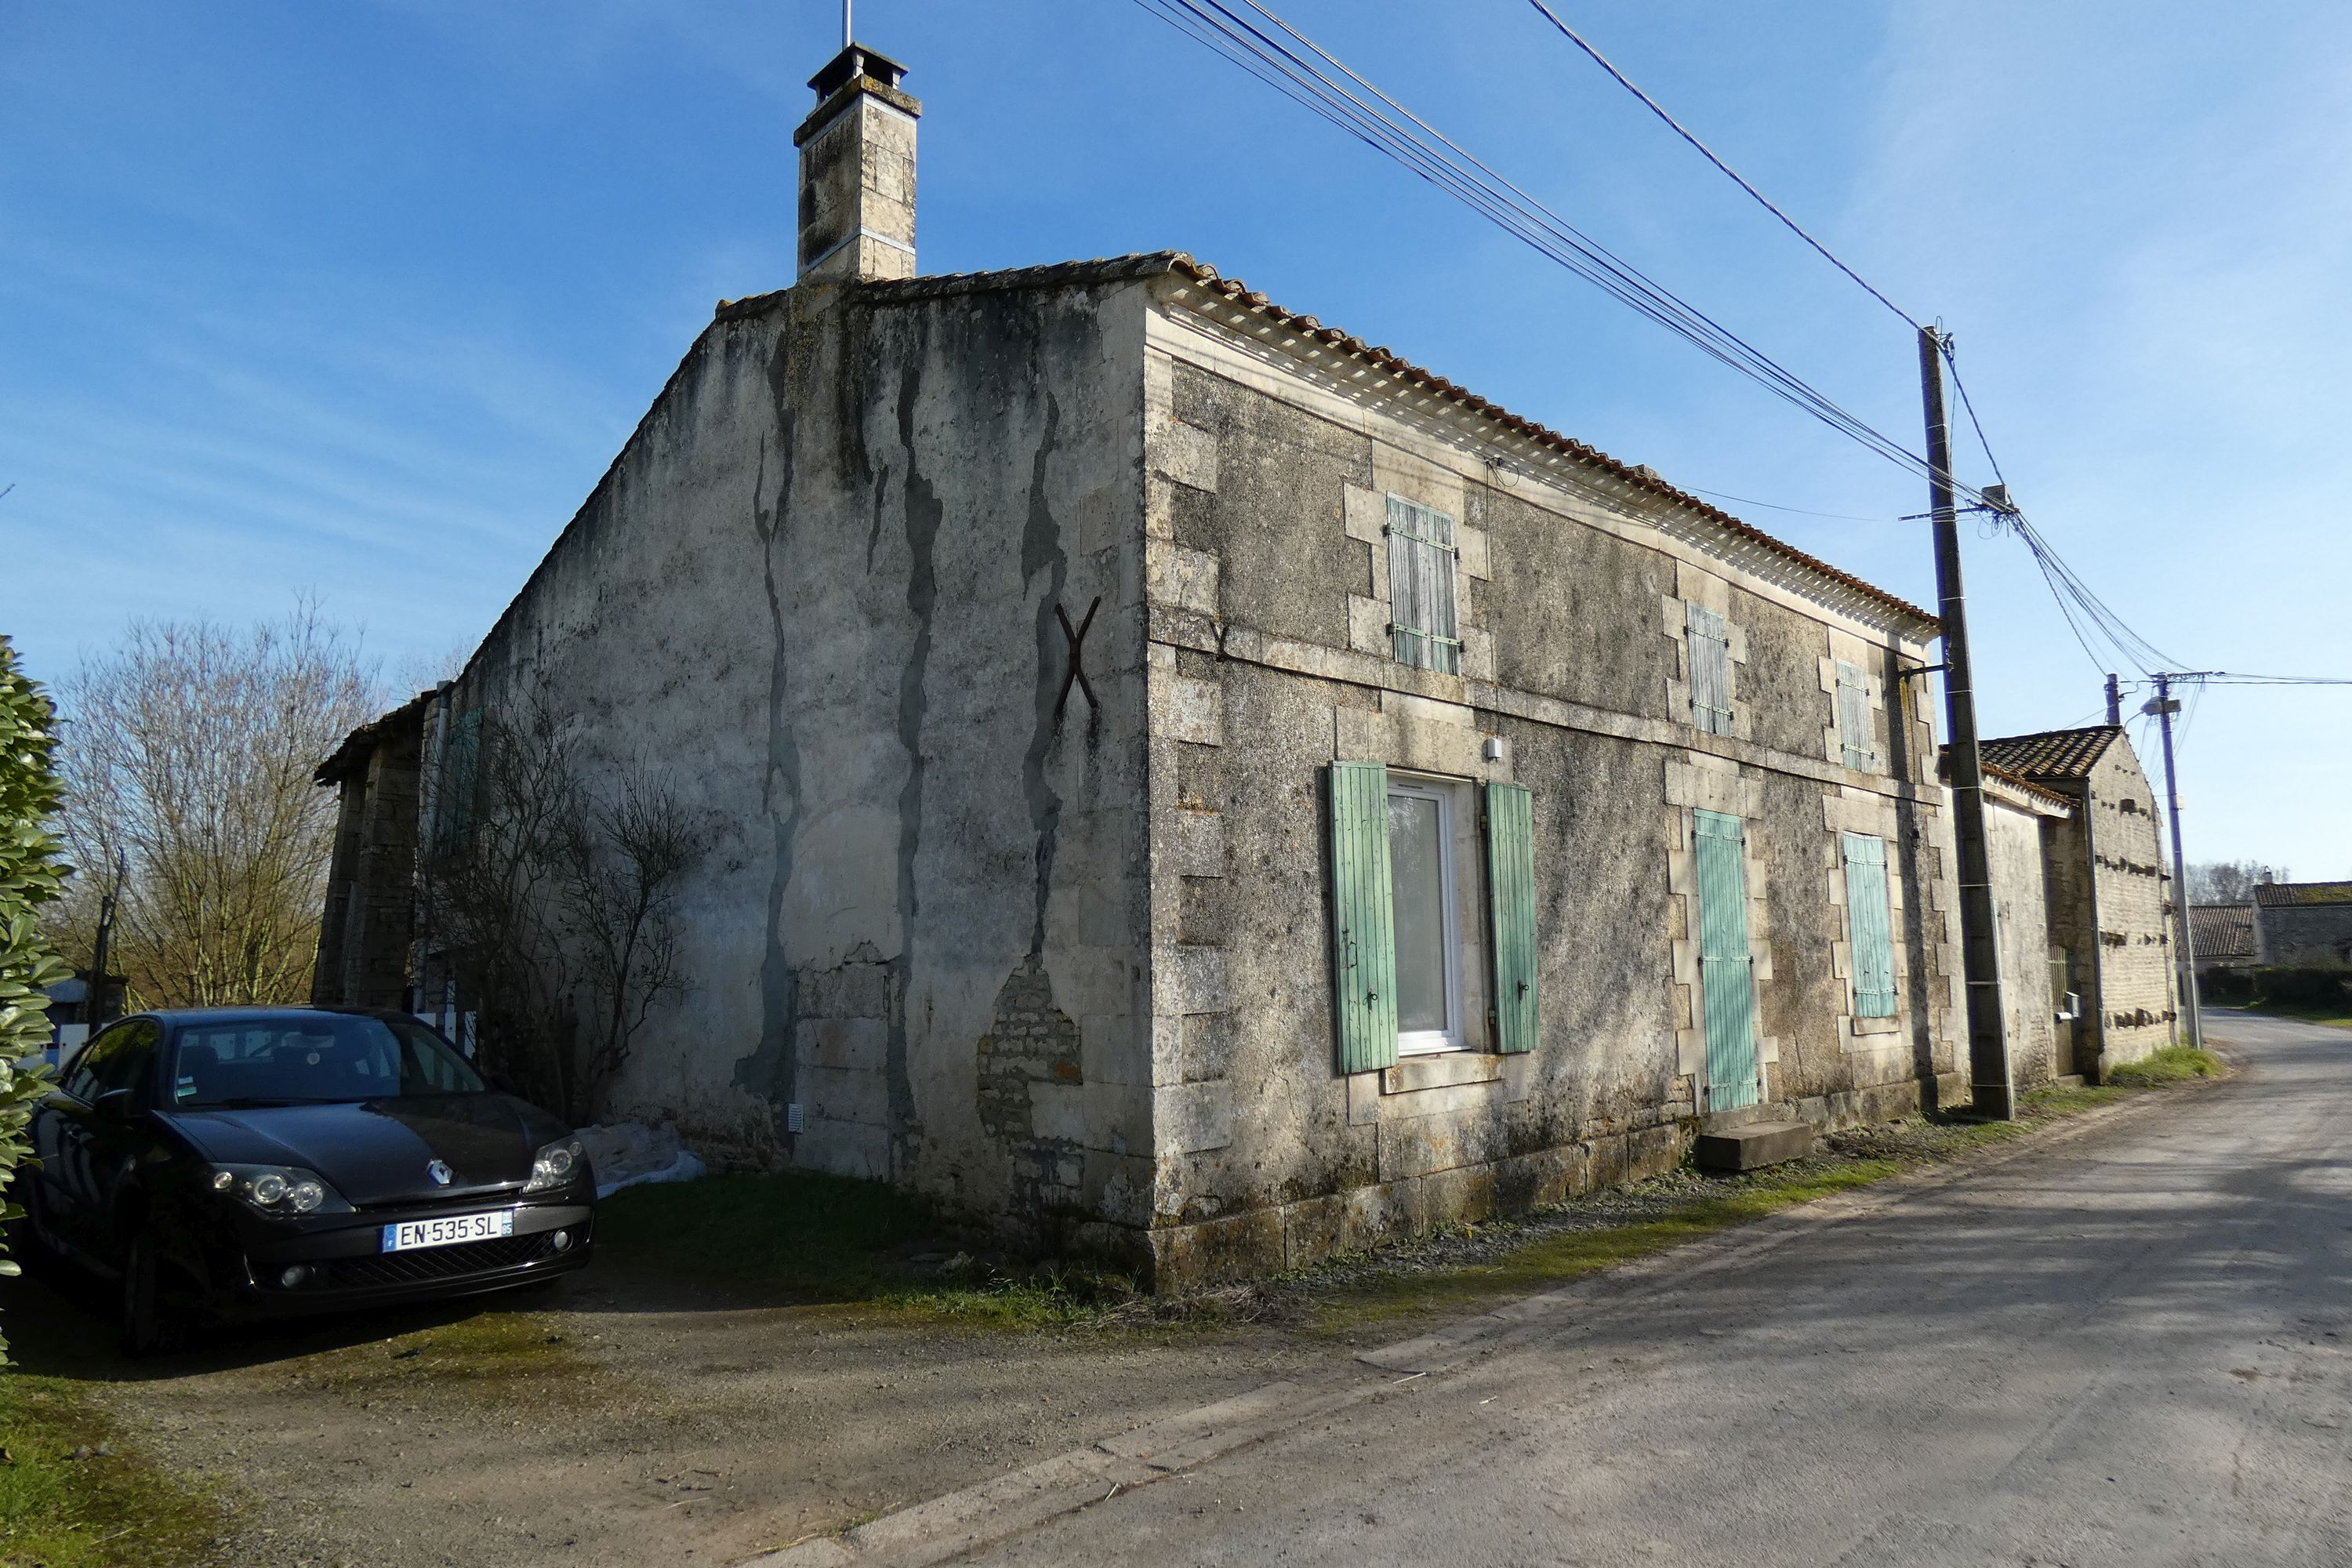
[1686,603,1733,735]
[1835,659,1876,771]
[1386,495,1461,676]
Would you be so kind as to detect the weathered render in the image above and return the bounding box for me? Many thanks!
[313,692,433,1013]
[2251,881,2352,968]
[1979,767,2070,1084]
[314,41,1992,1288]
[1976,726,2180,1073]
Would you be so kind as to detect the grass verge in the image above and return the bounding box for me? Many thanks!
[2105,1044,2226,1087]
[0,1374,229,1568]
[593,1069,2212,1335]
[597,1169,1141,1329]
[2243,1003,2352,1031]
[283,1309,602,1410]
[1276,1080,2140,1332]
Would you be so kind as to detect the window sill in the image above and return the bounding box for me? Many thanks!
[1381,1053,1501,1094]
[1849,1014,1901,1036]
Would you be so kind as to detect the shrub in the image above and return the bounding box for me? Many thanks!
[0,637,67,1363]
[2198,967,2255,1004]
[2250,967,2352,1010]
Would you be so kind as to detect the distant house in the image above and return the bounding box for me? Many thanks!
[2251,881,2352,969]
[1962,726,2180,1076]
[2189,903,2256,978]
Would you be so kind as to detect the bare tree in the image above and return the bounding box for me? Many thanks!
[2188,860,2290,906]
[420,700,702,1124]
[50,604,383,1008]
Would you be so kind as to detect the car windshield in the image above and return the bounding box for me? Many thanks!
[168,1015,486,1107]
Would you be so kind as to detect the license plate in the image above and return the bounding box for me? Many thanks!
[381,1210,516,1253]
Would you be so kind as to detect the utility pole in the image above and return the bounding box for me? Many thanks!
[2147,673,2205,1051]
[2104,673,2121,727]
[1921,327,2013,1119]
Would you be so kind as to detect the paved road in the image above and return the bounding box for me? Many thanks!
[958,1013,2352,1566]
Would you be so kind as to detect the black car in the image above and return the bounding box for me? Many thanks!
[26,1007,595,1352]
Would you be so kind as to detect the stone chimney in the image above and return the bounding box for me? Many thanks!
[795,43,920,283]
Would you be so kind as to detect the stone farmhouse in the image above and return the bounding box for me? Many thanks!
[1972,726,2180,1077]
[312,42,2042,1286]
[2249,880,2352,968]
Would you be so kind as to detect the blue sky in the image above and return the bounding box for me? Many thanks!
[5,1,2348,875]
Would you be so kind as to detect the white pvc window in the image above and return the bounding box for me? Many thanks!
[1386,780,1463,1054]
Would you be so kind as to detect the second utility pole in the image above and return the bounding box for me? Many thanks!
[1920,327,2013,1118]
[2148,672,2206,1051]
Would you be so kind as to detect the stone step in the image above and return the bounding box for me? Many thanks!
[1694,1119,1816,1174]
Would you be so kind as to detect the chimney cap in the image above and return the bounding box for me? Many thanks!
[808,42,908,100]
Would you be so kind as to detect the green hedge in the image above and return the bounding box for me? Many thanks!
[2260,967,2352,1008]
[0,637,65,1364]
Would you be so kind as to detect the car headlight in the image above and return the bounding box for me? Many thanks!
[209,1164,351,1216]
[523,1138,586,1195]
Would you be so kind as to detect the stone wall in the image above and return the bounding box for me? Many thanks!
[313,704,426,1011]
[1983,789,2062,1084]
[2255,902,2352,967]
[423,272,1161,1258]
[1133,290,1955,1287]
[2082,742,2179,1069]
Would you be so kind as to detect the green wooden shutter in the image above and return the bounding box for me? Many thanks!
[1693,809,1761,1109]
[1842,831,1897,1018]
[1386,496,1463,677]
[1835,660,1874,771]
[1686,604,1732,735]
[1484,782,1539,1054]
[1328,761,1399,1073]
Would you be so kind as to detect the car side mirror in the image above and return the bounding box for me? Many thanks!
[94,1087,138,1120]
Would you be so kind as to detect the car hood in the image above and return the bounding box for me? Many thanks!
[162,1094,572,1207]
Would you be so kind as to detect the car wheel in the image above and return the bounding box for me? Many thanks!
[118,1232,169,1357]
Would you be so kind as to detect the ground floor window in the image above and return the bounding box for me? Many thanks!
[1841,832,1898,1019]
[1388,780,1462,1055]
[1328,763,1540,1073]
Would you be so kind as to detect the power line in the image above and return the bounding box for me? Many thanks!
[1679,487,1899,522]
[1512,5,2198,684]
[1131,0,2001,509]
[1521,0,1922,333]
[1144,0,2240,699]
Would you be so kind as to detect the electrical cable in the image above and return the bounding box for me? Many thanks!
[1514,2,2203,684]
[1145,0,2313,700]
[1130,0,2002,508]
[1522,0,1922,333]
[1679,487,1897,522]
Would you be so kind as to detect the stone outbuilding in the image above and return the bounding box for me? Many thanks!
[313,42,1990,1287]
[1971,726,2180,1075]
[2189,903,2256,982]
[1974,764,2076,1086]
[2250,881,2352,968]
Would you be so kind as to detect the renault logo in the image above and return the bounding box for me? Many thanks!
[427,1160,453,1186]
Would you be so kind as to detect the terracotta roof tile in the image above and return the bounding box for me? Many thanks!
[2252,880,2352,907]
[1977,726,2123,782]
[2190,903,2255,959]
